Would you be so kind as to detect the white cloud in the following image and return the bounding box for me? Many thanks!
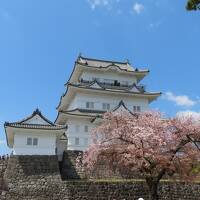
[133,3,144,14]
[176,110,200,120]
[164,92,196,107]
[87,0,109,10]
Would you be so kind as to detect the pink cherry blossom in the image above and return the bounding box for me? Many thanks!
[80,110,200,200]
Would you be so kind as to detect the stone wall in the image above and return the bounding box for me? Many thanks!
[3,155,61,187]
[1,154,200,200]
[65,181,200,200]
[61,150,134,180]
[0,156,9,192]
[1,180,200,200]
[61,150,84,180]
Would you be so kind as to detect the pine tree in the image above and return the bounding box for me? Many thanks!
[187,0,200,10]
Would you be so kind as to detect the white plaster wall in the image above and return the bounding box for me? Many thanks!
[80,71,137,85]
[66,118,95,151]
[23,115,50,125]
[66,92,149,151]
[68,93,149,112]
[68,96,78,110]
[13,131,57,155]
[66,68,150,151]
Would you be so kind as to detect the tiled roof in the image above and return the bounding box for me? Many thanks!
[57,101,133,120]
[77,56,135,72]
[4,122,67,130]
[55,99,146,124]
[56,81,161,111]
[4,109,67,130]
[11,108,55,125]
[70,80,146,93]
[61,108,105,115]
[67,82,161,96]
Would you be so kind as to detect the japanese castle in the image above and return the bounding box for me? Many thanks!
[4,56,161,158]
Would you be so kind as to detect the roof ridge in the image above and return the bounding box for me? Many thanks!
[79,55,129,65]
[75,61,150,73]
[5,109,56,126]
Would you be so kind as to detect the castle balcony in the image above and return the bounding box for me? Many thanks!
[79,79,146,92]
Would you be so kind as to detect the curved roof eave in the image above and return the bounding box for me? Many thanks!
[8,108,55,126]
[56,86,69,110]
[75,62,149,74]
[64,59,149,86]
[56,84,161,111]
[4,123,67,130]
[4,125,11,148]
[79,55,129,65]
[67,83,162,97]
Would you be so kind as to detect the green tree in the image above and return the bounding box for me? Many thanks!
[187,0,200,10]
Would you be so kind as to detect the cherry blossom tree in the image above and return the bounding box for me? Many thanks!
[81,111,200,200]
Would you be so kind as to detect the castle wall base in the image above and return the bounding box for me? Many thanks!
[1,180,200,200]
[1,154,200,200]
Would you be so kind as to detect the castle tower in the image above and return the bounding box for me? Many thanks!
[55,56,161,151]
[5,109,67,158]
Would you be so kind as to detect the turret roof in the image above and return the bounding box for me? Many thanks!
[56,81,161,111]
[66,79,146,93]
[5,109,67,148]
[65,55,149,86]
[67,82,161,96]
[55,100,135,124]
[77,55,135,72]
[4,109,67,130]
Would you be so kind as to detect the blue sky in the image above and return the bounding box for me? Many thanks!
[0,0,200,154]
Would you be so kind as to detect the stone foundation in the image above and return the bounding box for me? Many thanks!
[61,150,135,180]
[1,180,200,200]
[0,156,9,192]
[1,154,200,200]
[3,155,61,188]
[61,150,84,180]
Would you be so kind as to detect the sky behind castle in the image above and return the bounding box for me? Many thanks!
[0,0,200,154]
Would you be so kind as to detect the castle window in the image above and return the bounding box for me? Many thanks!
[133,106,141,112]
[75,137,79,145]
[33,138,38,146]
[86,102,94,109]
[27,137,32,145]
[102,103,110,110]
[84,125,88,132]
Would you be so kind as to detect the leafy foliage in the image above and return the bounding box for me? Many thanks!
[187,0,200,10]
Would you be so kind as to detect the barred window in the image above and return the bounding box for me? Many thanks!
[27,137,32,145]
[102,103,110,110]
[133,106,141,112]
[33,138,38,146]
[84,125,89,132]
[86,102,94,109]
